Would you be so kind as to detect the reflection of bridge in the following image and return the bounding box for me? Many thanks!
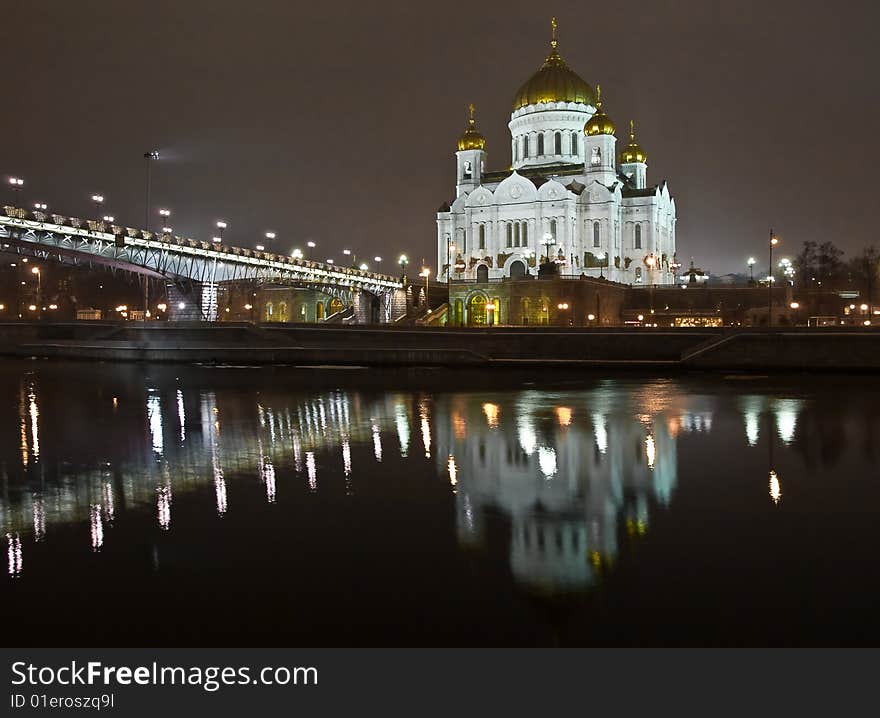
[0,208,405,323]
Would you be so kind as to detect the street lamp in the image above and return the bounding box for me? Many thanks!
[747,256,756,284]
[102,215,114,223]
[292,248,304,260]
[9,177,23,205]
[597,251,606,279]
[359,263,369,271]
[31,266,41,309]
[216,220,227,242]
[91,194,104,218]
[486,302,496,327]
[769,231,779,327]
[447,242,456,289]
[374,256,382,263]
[420,265,430,307]
[33,202,47,211]
[542,232,556,265]
[398,254,408,281]
[307,240,316,259]
[143,150,160,230]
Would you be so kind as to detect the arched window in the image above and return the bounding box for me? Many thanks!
[590,147,601,166]
[265,302,274,320]
[635,266,643,283]
[554,132,562,155]
[462,161,472,179]
[593,221,600,247]
[523,136,529,158]
[571,132,579,155]
[478,224,485,249]
[550,219,557,239]
[521,222,528,246]
[514,223,521,247]
[635,224,642,249]
[506,223,513,248]
[537,134,545,155]
[513,141,519,162]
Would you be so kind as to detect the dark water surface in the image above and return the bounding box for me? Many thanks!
[1,360,878,646]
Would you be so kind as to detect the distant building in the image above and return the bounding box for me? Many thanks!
[437,18,677,286]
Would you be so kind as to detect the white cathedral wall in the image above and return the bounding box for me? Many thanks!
[508,103,593,169]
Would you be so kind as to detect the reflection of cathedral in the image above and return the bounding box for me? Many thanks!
[433,389,677,593]
[437,18,677,286]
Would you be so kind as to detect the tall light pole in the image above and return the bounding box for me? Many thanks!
[768,231,779,327]
[747,256,756,284]
[31,266,41,313]
[91,194,104,219]
[420,263,430,308]
[143,151,159,230]
[542,232,556,266]
[307,240,316,260]
[597,252,606,279]
[398,254,408,282]
[257,231,275,252]
[9,177,23,206]
[159,208,171,235]
[216,220,227,243]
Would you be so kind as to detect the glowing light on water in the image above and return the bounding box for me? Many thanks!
[262,459,276,504]
[372,421,383,462]
[147,394,163,455]
[102,481,115,524]
[769,470,782,505]
[89,504,104,551]
[7,533,22,577]
[306,451,317,491]
[157,486,172,530]
[447,455,458,487]
[28,386,39,463]
[517,414,537,455]
[555,406,572,427]
[342,438,352,477]
[775,400,801,445]
[592,413,607,454]
[176,389,186,442]
[419,400,431,458]
[482,403,500,428]
[32,496,45,542]
[538,446,557,478]
[645,434,656,469]
[395,403,410,457]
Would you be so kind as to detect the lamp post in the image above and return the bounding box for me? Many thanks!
[307,240,316,260]
[486,302,496,327]
[542,232,556,265]
[159,208,171,234]
[398,254,408,282]
[216,220,227,243]
[597,252,606,279]
[91,194,104,219]
[33,202,47,212]
[447,242,456,290]
[420,264,430,308]
[9,177,23,206]
[256,231,275,252]
[768,231,779,327]
[31,266,41,314]
[747,256,756,285]
[292,248,304,260]
[143,150,159,230]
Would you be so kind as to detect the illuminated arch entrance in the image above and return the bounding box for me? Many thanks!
[467,293,488,326]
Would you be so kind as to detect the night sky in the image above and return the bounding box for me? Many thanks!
[2,0,878,274]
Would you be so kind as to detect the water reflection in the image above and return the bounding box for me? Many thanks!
[437,388,677,593]
[0,368,838,597]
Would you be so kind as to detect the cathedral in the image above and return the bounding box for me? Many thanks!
[437,19,677,286]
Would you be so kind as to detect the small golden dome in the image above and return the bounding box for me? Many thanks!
[619,120,647,164]
[457,103,486,151]
[513,18,595,110]
[584,85,615,136]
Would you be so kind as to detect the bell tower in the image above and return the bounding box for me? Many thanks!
[619,120,648,189]
[583,85,617,187]
[455,104,487,197]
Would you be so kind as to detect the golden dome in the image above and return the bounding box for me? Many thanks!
[584,84,615,136]
[457,103,486,151]
[513,18,595,110]
[619,120,647,164]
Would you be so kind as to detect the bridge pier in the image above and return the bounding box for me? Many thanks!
[351,288,407,324]
[166,282,218,322]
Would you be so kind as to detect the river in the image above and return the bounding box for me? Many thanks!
[1,361,877,645]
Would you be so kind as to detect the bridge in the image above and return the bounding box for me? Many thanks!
[0,206,406,323]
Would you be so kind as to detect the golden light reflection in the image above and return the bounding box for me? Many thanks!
[452,412,467,439]
[482,402,500,428]
[555,406,572,427]
[419,400,432,458]
[769,470,782,505]
[447,455,458,488]
[645,434,656,469]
